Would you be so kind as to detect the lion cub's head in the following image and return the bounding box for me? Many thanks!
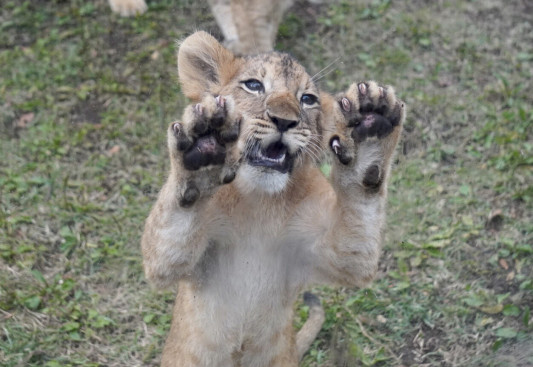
[178,32,323,194]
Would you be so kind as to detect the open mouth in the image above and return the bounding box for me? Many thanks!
[247,141,293,173]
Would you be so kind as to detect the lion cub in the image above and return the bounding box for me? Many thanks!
[141,31,404,366]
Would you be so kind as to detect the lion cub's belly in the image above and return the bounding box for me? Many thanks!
[195,234,299,343]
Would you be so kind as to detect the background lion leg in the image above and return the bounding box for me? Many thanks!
[207,0,241,51]
[208,0,295,54]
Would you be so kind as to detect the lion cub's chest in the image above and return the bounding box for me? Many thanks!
[204,229,293,301]
[198,205,308,326]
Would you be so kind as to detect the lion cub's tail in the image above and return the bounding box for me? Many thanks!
[296,292,326,361]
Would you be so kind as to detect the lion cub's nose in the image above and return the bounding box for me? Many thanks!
[269,114,299,132]
[266,92,300,132]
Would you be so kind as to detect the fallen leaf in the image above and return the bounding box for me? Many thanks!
[151,50,160,60]
[506,271,515,281]
[462,215,474,227]
[481,304,503,314]
[107,145,120,156]
[494,327,517,338]
[16,113,34,128]
[499,258,509,270]
[377,315,387,324]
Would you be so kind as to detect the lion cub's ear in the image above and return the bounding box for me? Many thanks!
[177,31,241,101]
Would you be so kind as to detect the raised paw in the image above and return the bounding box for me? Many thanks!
[329,81,405,166]
[326,81,405,192]
[168,95,242,207]
[171,95,241,172]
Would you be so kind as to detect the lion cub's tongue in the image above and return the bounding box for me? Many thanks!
[264,142,287,160]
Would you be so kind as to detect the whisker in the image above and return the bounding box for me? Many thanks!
[304,145,322,163]
[240,126,255,157]
[304,140,325,163]
[311,57,342,83]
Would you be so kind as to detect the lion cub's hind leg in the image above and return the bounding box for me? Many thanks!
[169,94,242,207]
[329,81,405,192]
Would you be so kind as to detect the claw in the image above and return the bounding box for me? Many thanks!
[341,97,351,112]
[358,82,367,95]
[215,95,225,108]
[331,138,341,155]
[172,122,180,134]
[194,103,203,116]
[379,86,385,98]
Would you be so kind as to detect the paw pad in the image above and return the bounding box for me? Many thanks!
[330,81,405,166]
[172,122,194,151]
[221,169,236,184]
[179,182,200,207]
[351,113,393,143]
[183,135,226,171]
[362,165,382,189]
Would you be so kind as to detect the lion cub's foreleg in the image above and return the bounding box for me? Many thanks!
[141,94,241,288]
[314,81,405,287]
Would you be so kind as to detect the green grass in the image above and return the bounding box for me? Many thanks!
[1,0,532,366]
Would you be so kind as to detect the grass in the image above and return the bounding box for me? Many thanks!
[1,0,531,366]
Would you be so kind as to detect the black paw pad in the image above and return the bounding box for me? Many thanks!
[360,100,376,114]
[219,119,240,143]
[172,123,193,152]
[351,113,393,143]
[389,103,403,127]
[177,134,193,151]
[183,135,226,170]
[210,108,225,128]
[221,169,236,184]
[179,182,200,207]
[193,119,209,135]
[362,165,382,189]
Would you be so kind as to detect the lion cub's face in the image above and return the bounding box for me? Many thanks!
[225,54,321,193]
[178,32,322,194]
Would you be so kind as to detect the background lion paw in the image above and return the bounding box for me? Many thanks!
[108,0,147,17]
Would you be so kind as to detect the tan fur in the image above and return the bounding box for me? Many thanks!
[108,0,295,54]
[208,0,295,54]
[108,0,147,16]
[141,31,405,366]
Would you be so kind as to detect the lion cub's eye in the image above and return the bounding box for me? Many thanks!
[301,94,318,106]
[242,79,264,93]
